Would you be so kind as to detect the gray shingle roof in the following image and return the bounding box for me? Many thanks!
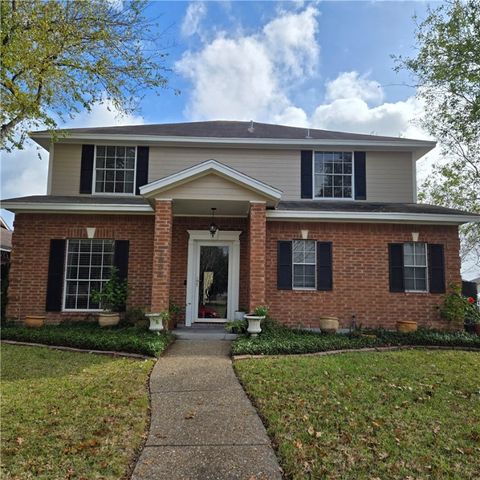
[276,201,478,216]
[31,120,430,144]
[1,195,149,205]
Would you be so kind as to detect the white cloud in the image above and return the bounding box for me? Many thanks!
[325,71,384,104]
[181,2,207,38]
[175,6,320,122]
[1,100,144,227]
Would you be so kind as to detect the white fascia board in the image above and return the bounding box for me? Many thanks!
[140,159,283,200]
[266,210,480,225]
[1,202,153,214]
[30,132,436,152]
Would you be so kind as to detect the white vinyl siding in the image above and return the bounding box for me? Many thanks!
[63,239,114,310]
[292,240,316,289]
[403,242,428,292]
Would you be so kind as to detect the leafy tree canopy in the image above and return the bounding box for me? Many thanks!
[1,0,170,150]
[395,0,480,269]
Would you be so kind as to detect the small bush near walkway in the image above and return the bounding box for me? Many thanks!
[1,323,174,357]
[232,323,480,356]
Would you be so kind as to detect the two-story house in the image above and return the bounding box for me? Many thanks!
[3,121,479,329]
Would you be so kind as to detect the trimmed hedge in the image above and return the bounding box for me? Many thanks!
[231,323,480,356]
[1,324,174,357]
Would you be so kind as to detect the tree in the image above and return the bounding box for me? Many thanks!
[395,0,480,269]
[1,0,170,150]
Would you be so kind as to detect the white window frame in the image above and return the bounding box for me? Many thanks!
[403,242,429,293]
[62,239,115,312]
[312,151,355,200]
[92,145,137,196]
[292,239,317,290]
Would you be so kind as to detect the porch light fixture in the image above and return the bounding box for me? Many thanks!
[301,229,309,239]
[411,232,419,242]
[86,227,96,239]
[209,208,219,238]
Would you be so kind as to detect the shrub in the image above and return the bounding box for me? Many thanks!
[2,324,174,357]
[91,267,128,312]
[225,319,248,334]
[231,323,480,356]
[441,285,480,326]
[123,307,147,326]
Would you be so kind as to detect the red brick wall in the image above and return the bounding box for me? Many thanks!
[265,222,461,329]
[170,217,249,323]
[150,200,173,312]
[248,203,266,311]
[6,213,154,323]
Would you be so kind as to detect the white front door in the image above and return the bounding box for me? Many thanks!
[185,230,241,326]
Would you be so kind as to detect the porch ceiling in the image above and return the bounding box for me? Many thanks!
[172,199,251,217]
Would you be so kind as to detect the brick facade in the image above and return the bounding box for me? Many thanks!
[6,212,462,329]
[266,221,461,329]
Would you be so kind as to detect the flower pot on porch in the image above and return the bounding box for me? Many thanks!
[98,312,120,327]
[24,315,45,328]
[146,313,165,332]
[396,320,418,333]
[318,316,339,334]
[245,315,264,337]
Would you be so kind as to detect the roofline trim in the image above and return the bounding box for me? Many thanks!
[139,159,283,200]
[29,132,436,151]
[266,210,480,225]
[1,202,153,214]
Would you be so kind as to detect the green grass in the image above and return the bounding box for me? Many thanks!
[232,323,480,356]
[1,344,155,479]
[2,323,174,357]
[235,350,480,479]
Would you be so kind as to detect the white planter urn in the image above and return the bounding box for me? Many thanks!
[245,315,265,337]
[146,313,164,332]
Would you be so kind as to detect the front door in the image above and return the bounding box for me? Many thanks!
[185,230,241,326]
[196,244,229,322]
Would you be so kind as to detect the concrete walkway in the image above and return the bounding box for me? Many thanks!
[131,340,282,480]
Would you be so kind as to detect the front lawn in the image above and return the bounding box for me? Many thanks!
[232,323,480,356]
[235,350,480,479]
[2,323,174,357]
[1,344,155,479]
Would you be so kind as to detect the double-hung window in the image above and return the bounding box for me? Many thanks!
[314,151,353,199]
[403,242,428,292]
[94,146,136,194]
[293,240,316,289]
[64,239,114,310]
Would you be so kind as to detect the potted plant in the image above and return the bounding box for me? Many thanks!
[24,315,45,328]
[318,316,339,334]
[245,305,269,337]
[440,286,479,332]
[146,310,169,333]
[396,320,418,333]
[91,267,127,327]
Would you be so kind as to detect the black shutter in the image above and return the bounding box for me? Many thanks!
[354,151,366,200]
[317,242,333,291]
[301,150,313,199]
[277,241,292,290]
[135,146,149,195]
[79,145,95,194]
[45,239,66,311]
[114,240,129,282]
[389,243,404,292]
[428,244,445,293]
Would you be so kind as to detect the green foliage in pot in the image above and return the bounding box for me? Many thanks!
[91,267,128,313]
[225,319,248,334]
[253,305,269,317]
[440,285,480,326]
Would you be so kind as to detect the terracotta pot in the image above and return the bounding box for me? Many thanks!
[318,316,339,334]
[396,320,418,333]
[24,315,45,328]
[98,312,120,327]
[474,323,480,336]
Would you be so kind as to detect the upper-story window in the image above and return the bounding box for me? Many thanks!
[314,151,353,199]
[94,146,136,194]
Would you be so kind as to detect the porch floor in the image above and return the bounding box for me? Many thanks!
[173,324,237,340]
